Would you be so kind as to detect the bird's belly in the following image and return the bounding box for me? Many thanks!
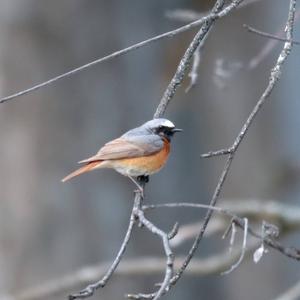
[111,143,170,177]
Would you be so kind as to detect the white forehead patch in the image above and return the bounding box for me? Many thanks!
[161,119,175,128]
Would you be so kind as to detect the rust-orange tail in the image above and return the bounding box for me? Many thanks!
[61,161,101,182]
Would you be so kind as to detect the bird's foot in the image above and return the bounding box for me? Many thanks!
[137,175,149,183]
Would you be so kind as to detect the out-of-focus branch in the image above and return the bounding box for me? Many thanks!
[275,280,300,300]
[1,239,260,300]
[185,44,201,92]
[165,0,267,23]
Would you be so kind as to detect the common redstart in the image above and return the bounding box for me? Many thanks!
[62,118,182,188]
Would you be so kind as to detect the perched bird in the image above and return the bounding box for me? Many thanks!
[62,118,182,189]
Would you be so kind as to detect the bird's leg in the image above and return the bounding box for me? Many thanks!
[128,175,144,197]
[137,175,149,183]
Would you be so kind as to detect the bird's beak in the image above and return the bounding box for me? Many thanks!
[172,128,183,133]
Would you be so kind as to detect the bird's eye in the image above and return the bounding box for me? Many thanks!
[158,125,164,130]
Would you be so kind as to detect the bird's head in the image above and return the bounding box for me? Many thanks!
[144,118,182,141]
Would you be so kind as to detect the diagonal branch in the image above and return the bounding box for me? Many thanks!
[0,1,240,105]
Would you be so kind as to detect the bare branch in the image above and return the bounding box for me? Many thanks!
[201,148,233,158]
[244,24,300,45]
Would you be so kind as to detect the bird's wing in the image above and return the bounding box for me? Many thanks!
[78,135,163,163]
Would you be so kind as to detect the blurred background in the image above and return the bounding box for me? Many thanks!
[0,0,299,299]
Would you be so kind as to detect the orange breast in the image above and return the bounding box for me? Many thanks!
[112,139,170,176]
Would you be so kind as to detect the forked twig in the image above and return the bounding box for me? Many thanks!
[244,24,300,45]
[135,208,174,300]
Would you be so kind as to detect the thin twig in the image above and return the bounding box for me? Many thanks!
[165,0,267,24]
[222,218,236,242]
[185,47,201,92]
[248,8,300,69]
[244,24,300,45]
[221,218,248,275]
[185,13,216,93]
[229,222,237,251]
[0,1,241,105]
[201,148,233,158]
